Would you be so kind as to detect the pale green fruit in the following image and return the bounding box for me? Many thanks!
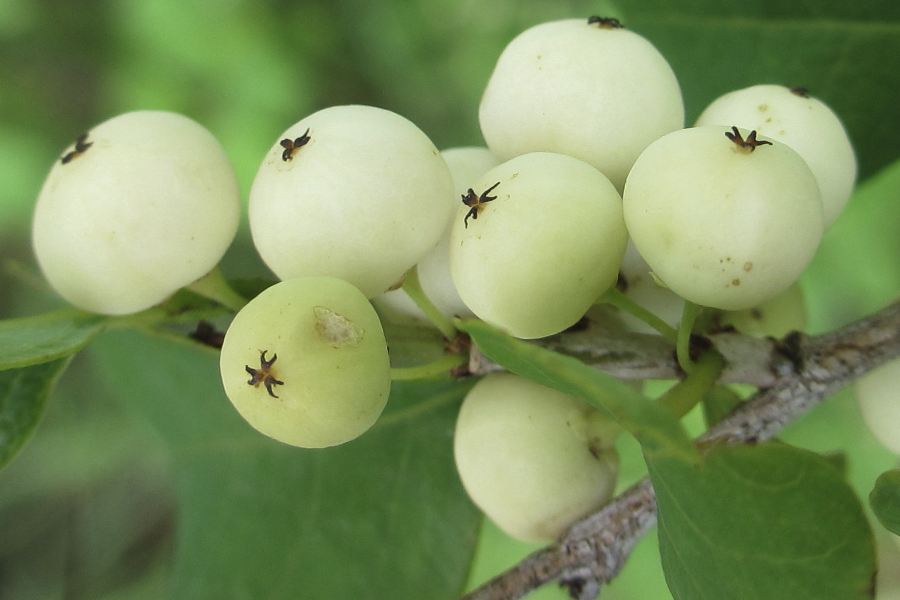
[623,125,824,311]
[856,359,900,455]
[219,276,391,449]
[248,105,455,298]
[32,110,240,315]
[454,373,620,543]
[374,146,499,324]
[618,239,684,334]
[450,152,627,339]
[479,17,683,190]
[717,283,807,338]
[696,84,856,225]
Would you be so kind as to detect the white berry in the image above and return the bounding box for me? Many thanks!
[454,373,620,542]
[248,105,455,298]
[696,84,856,225]
[618,239,685,334]
[450,152,627,339]
[855,359,900,455]
[716,283,807,338]
[623,126,824,311]
[374,146,500,324]
[32,111,240,315]
[479,17,683,190]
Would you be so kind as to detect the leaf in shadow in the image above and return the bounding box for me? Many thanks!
[90,329,480,600]
[869,469,900,536]
[0,357,72,470]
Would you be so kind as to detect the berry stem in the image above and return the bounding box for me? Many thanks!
[185,267,248,313]
[389,353,467,381]
[597,287,678,344]
[676,301,702,374]
[656,350,725,419]
[400,266,457,340]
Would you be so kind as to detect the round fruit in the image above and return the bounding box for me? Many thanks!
[716,283,807,338]
[856,359,900,455]
[32,110,240,315]
[374,146,499,324]
[219,276,391,449]
[248,105,455,298]
[450,152,627,339]
[623,125,824,311]
[618,239,685,334]
[454,372,620,543]
[478,17,683,190]
[695,84,856,225]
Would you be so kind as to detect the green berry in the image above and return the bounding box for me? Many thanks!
[219,276,391,448]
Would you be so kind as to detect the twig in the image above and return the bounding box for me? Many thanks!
[460,300,900,600]
[469,316,796,388]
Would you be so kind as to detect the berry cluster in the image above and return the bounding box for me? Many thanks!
[31,16,857,542]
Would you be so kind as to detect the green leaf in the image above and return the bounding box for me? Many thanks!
[0,309,106,369]
[649,442,876,600]
[456,319,698,464]
[619,1,900,180]
[90,329,480,600]
[0,357,72,470]
[869,469,900,535]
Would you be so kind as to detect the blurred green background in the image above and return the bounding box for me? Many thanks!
[2,1,900,599]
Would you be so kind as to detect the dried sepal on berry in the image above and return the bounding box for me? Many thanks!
[724,126,772,153]
[280,128,311,161]
[245,350,285,398]
[587,16,624,29]
[695,84,857,224]
[60,132,93,164]
[462,181,501,228]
